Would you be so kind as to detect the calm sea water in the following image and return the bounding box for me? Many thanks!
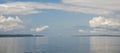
[0,35,120,53]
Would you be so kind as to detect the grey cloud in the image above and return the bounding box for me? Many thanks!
[0,2,116,15]
[62,0,120,11]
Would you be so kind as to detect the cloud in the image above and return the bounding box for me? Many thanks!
[0,1,118,15]
[78,29,88,33]
[0,2,42,15]
[78,16,120,35]
[90,28,120,35]
[62,0,119,15]
[31,25,49,32]
[62,0,120,11]
[0,15,24,32]
[89,16,120,28]
[89,16,120,34]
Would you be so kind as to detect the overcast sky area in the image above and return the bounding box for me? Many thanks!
[0,0,120,35]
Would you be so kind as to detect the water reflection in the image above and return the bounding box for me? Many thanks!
[90,37,120,53]
[0,37,48,53]
[48,36,89,53]
[0,36,120,53]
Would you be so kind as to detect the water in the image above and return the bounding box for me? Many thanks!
[0,35,120,53]
[90,37,120,53]
[48,36,89,53]
[0,37,48,53]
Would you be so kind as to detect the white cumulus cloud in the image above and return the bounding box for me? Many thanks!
[31,26,49,32]
[0,15,24,32]
[89,16,120,28]
[89,16,120,34]
[78,16,120,35]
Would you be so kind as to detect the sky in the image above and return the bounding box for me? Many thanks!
[0,0,120,35]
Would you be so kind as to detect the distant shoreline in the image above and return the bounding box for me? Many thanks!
[73,35,120,37]
[0,34,44,37]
